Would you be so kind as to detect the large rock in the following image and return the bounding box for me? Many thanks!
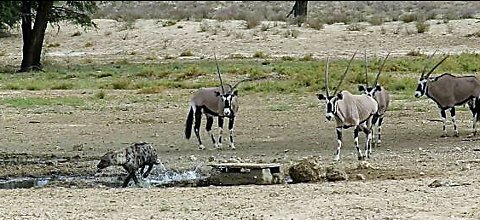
[325,166,348,182]
[288,156,323,183]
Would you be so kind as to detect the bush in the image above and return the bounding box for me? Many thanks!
[367,15,384,26]
[415,21,430,33]
[253,51,268,58]
[180,50,193,57]
[307,17,324,30]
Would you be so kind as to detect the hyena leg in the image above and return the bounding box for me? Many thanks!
[440,109,448,137]
[142,164,154,178]
[205,115,216,148]
[194,107,204,150]
[353,126,364,160]
[450,107,459,137]
[228,117,235,150]
[334,127,343,161]
[123,172,136,187]
[217,117,224,149]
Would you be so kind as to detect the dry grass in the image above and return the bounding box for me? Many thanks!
[93,1,480,25]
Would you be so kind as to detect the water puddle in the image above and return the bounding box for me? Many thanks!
[0,177,50,189]
[0,162,207,189]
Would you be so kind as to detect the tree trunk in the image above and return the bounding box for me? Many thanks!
[287,1,308,19]
[20,1,33,71]
[287,1,308,26]
[19,1,53,72]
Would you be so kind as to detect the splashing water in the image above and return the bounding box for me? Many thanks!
[146,161,206,187]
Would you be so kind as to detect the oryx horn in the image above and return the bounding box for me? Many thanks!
[364,50,368,88]
[374,51,391,86]
[324,56,330,97]
[420,49,438,78]
[333,50,358,95]
[425,55,449,78]
[213,48,225,94]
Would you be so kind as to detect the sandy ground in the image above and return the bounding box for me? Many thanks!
[2,18,480,66]
[0,18,480,219]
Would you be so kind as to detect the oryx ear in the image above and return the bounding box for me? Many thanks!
[214,91,221,97]
[336,93,343,100]
[317,94,326,100]
[233,90,238,96]
[358,85,365,92]
[375,85,382,91]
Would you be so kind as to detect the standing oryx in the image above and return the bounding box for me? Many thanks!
[414,52,480,137]
[317,52,379,161]
[185,53,246,150]
[358,51,391,147]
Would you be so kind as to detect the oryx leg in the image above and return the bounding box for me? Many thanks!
[359,123,373,159]
[228,117,235,150]
[469,98,479,136]
[450,107,459,137]
[334,127,343,161]
[217,117,224,148]
[194,107,205,150]
[206,115,216,148]
[376,116,384,146]
[371,114,380,147]
[353,126,364,160]
[440,109,448,137]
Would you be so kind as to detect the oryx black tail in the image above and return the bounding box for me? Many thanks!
[185,106,194,139]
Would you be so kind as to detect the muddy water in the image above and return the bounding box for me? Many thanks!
[0,162,208,189]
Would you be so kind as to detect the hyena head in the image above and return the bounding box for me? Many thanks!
[97,151,115,170]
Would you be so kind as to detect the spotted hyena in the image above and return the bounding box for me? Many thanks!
[97,142,159,187]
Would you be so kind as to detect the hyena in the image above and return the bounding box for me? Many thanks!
[97,142,159,187]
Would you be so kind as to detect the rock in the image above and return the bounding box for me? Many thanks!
[428,179,451,188]
[288,156,323,183]
[356,173,366,180]
[325,166,348,182]
[189,155,197,162]
[73,143,84,151]
[429,179,470,188]
[357,161,373,170]
[208,156,215,162]
[461,164,471,171]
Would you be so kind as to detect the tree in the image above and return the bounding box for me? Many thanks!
[287,1,308,26]
[0,1,97,72]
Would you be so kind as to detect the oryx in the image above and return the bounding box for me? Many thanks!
[185,53,247,150]
[414,52,480,137]
[317,52,379,161]
[358,51,391,147]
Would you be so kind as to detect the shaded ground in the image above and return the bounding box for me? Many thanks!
[1,17,480,219]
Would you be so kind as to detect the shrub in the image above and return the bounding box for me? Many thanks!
[253,51,268,58]
[415,21,430,33]
[307,17,324,30]
[180,50,193,57]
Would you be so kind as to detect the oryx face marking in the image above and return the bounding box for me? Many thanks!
[222,94,233,117]
[365,87,376,97]
[217,91,237,117]
[318,93,342,121]
[415,78,428,98]
[325,96,337,121]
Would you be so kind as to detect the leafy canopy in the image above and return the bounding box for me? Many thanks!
[0,1,97,31]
